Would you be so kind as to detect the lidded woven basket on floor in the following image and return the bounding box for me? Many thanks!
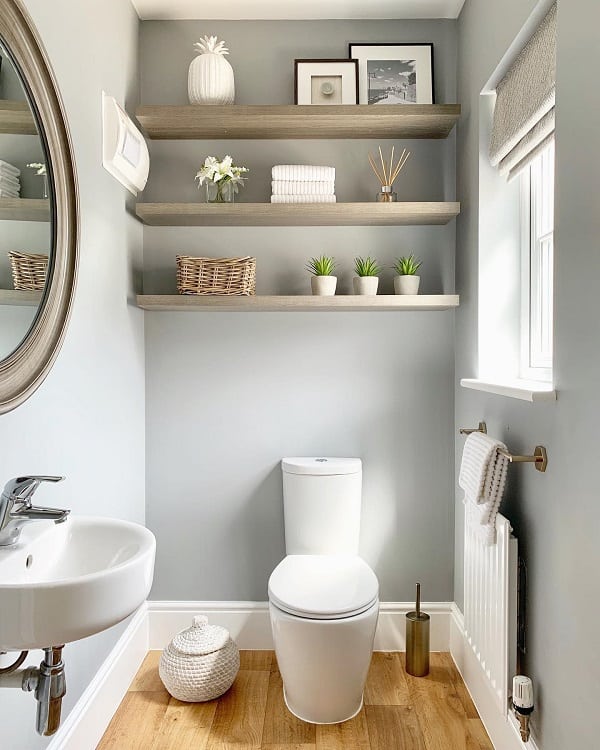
[176,255,256,296]
[159,616,240,702]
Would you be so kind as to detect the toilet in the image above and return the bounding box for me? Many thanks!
[268,457,379,724]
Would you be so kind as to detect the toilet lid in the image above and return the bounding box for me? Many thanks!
[268,555,379,620]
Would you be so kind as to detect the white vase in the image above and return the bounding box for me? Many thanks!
[188,38,235,105]
[311,276,337,296]
[394,275,420,294]
[353,276,379,295]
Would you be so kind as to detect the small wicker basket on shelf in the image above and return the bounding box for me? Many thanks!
[8,251,49,291]
[176,255,256,296]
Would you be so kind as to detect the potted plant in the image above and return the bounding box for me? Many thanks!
[306,255,337,296]
[195,155,248,203]
[353,256,381,295]
[394,255,422,294]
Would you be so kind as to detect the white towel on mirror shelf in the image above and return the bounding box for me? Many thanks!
[0,173,20,186]
[0,188,20,199]
[271,165,335,182]
[0,160,21,177]
[272,180,335,195]
[0,178,20,192]
[270,194,337,203]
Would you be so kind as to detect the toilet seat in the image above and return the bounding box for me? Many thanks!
[268,555,379,620]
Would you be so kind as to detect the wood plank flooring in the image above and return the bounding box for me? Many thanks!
[97,651,493,750]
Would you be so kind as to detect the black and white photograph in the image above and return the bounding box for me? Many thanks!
[367,59,417,104]
[349,43,434,105]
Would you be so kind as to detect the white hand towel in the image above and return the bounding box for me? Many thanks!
[272,165,335,182]
[272,181,335,196]
[270,194,337,203]
[0,160,21,177]
[460,432,509,546]
[0,175,20,189]
[0,189,20,199]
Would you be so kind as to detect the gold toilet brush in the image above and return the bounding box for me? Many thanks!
[406,583,430,677]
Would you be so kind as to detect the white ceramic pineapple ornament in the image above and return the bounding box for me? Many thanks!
[188,35,235,105]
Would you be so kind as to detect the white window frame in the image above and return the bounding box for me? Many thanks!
[520,140,554,383]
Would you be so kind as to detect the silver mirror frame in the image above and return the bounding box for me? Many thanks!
[0,0,78,413]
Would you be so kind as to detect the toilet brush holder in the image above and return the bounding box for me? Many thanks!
[405,583,430,677]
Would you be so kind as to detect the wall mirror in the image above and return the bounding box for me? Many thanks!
[0,0,78,413]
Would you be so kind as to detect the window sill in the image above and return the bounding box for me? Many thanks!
[460,378,556,403]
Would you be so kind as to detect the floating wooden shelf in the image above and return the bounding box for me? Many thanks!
[136,202,460,227]
[136,104,460,140]
[0,198,50,222]
[136,294,459,312]
[0,289,43,307]
[0,99,36,135]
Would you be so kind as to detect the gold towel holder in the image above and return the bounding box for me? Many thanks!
[459,421,548,473]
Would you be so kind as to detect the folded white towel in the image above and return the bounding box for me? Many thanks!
[272,165,335,182]
[272,181,335,196]
[271,194,337,203]
[0,174,20,189]
[0,189,20,199]
[459,431,509,546]
[0,160,21,177]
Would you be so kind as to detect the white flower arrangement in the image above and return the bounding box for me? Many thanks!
[195,155,248,202]
[27,162,46,176]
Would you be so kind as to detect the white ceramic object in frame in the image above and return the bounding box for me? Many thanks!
[295,60,358,105]
[311,276,337,296]
[353,276,379,295]
[394,275,420,294]
[349,44,433,105]
[188,36,235,105]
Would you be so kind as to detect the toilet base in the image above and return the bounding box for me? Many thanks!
[283,688,364,725]
[270,600,379,725]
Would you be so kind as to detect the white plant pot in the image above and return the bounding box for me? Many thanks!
[311,276,337,296]
[394,275,420,295]
[188,53,235,105]
[353,276,379,295]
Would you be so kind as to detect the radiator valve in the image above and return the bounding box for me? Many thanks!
[512,675,534,742]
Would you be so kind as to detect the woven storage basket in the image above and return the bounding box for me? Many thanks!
[159,616,240,702]
[176,255,256,296]
[9,251,49,291]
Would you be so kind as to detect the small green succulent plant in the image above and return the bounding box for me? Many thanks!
[306,255,336,276]
[394,254,422,276]
[354,256,381,277]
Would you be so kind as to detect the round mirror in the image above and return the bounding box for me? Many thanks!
[0,0,78,413]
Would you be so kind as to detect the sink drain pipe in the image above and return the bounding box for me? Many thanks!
[0,646,66,735]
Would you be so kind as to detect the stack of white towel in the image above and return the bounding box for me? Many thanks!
[271,165,336,203]
[458,431,509,546]
[0,160,21,199]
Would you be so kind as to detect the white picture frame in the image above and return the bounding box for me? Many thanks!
[294,59,359,105]
[349,43,434,105]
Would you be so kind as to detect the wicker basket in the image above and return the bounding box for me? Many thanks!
[159,616,240,702]
[176,255,256,296]
[9,251,49,291]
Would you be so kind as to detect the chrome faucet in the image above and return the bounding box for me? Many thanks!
[0,476,69,546]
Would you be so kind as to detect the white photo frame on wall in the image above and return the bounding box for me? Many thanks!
[349,43,434,105]
[294,59,359,105]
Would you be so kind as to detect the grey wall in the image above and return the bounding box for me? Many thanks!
[455,0,600,747]
[141,19,459,603]
[0,0,144,747]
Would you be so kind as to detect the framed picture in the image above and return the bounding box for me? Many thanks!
[294,59,359,105]
[348,43,434,105]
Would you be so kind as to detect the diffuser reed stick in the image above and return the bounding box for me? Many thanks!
[368,146,412,202]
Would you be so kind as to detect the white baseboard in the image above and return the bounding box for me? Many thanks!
[48,599,453,750]
[47,604,149,750]
[147,600,453,652]
[450,604,540,750]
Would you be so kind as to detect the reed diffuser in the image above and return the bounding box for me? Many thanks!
[368,146,411,202]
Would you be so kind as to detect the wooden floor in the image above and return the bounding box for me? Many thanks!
[97,651,493,750]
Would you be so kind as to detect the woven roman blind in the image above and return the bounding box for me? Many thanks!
[490,3,556,181]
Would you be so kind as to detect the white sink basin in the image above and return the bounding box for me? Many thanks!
[0,516,155,650]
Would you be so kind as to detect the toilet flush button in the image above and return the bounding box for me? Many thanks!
[315,458,328,463]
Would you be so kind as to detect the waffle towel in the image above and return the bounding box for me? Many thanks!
[270,194,337,203]
[272,165,335,182]
[272,180,335,196]
[0,189,20,198]
[459,431,509,545]
[0,175,20,190]
[0,160,21,177]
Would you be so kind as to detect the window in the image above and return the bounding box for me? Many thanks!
[520,140,554,382]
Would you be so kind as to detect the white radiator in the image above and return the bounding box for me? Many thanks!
[463,512,518,715]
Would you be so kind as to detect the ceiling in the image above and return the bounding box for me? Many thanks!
[131,0,467,21]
